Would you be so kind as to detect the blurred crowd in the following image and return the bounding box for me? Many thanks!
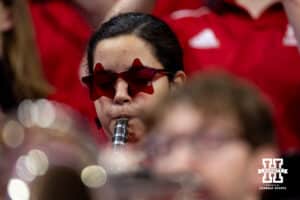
[1,0,300,199]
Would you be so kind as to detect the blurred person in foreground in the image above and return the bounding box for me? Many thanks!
[142,71,279,200]
[0,0,52,113]
[82,13,186,144]
[0,100,183,200]
[0,100,100,200]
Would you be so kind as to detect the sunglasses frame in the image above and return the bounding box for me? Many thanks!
[82,59,170,100]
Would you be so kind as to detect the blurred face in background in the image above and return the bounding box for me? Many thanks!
[0,0,12,55]
[145,102,268,200]
[93,34,181,143]
[0,1,11,31]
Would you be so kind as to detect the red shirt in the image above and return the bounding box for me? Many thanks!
[29,1,100,140]
[153,0,203,17]
[164,2,300,152]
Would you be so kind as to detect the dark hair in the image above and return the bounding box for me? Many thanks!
[145,71,275,148]
[87,12,183,79]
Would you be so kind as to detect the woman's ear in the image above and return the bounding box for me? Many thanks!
[171,71,186,88]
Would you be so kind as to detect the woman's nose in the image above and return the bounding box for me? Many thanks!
[113,78,131,104]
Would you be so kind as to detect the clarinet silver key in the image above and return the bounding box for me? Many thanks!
[112,118,128,148]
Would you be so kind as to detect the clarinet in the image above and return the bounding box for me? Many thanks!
[112,118,128,148]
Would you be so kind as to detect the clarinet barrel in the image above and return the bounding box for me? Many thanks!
[112,118,128,148]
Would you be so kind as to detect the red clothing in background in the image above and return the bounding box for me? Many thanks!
[29,1,103,141]
[153,0,203,17]
[164,2,300,152]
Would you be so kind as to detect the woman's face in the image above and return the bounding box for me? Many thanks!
[92,34,172,143]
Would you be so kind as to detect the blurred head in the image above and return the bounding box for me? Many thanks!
[143,71,277,200]
[0,0,52,112]
[1,100,102,200]
[31,166,92,200]
[84,13,186,143]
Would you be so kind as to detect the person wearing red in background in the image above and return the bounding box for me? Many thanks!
[163,0,300,153]
[28,0,115,142]
[103,0,300,153]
